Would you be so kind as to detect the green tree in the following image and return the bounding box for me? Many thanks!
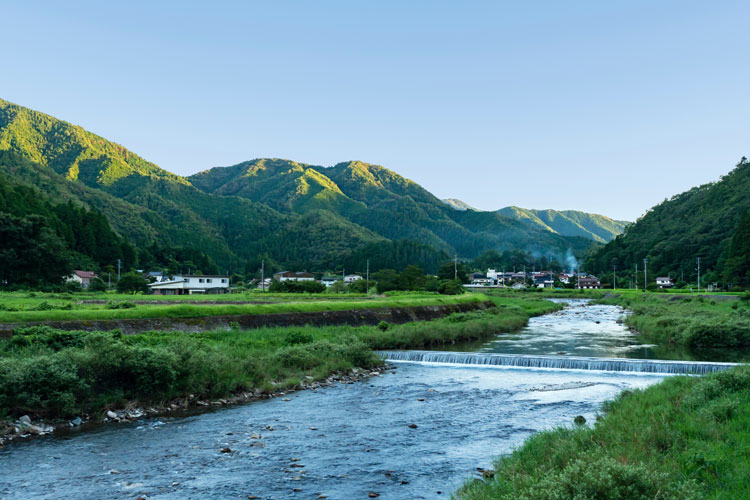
[399,265,426,290]
[117,273,148,294]
[373,269,401,293]
[89,277,108,292]
[722,210,750,288]
[438,262,468,283]
[0,213,71,287]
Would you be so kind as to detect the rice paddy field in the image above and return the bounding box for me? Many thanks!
[0,291,487,324]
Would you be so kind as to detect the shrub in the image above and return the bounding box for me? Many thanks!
[438,279,465,295]
[285,330,313,345]
[88,277,108,292]
[377,321,390,331]
[269,280,326,293]
[524,455,699,500]
[105,300,136,309]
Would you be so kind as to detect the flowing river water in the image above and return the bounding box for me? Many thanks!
[0,299,734,499]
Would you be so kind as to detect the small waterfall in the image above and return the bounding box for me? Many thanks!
[380,350,740,375]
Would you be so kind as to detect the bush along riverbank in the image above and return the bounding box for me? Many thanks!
[0,298,562,445]
[597,292,750,351]
[455,364,750,500]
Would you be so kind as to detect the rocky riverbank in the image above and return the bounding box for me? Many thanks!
[0,364,394,447]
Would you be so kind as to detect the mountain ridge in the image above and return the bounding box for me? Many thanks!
[0,97,623,274]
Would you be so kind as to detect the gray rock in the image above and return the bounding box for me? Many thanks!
[106,410,117,419]
[18,415,31,426]
[70,417,82,427]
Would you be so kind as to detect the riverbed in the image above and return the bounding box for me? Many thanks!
[0,299,671,500]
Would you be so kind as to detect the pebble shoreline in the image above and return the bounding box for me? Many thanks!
[0,364,394,447]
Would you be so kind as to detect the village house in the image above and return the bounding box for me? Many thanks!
[273,271,315,282]
[558,273,571,284]
[577,276,601,289]
[344,274,362,283]
[534,274,555,288]
[255,277,272,289]
[320,275,341,288]
[148,275,230,295]
[511,272,527,281]
[656,276,674,289]
[67,270,97,289]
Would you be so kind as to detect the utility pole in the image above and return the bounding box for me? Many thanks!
[577,268,580,289]
[117,259,121,282]
[613,264,617,290]
[635,263,638,290]
[643,258,648,291]
[697,257,701,292]
[454,255,458,280]
[366,259,370,295]
[261,259,265,292]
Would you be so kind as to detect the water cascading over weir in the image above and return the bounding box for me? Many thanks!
[379,351,740,375]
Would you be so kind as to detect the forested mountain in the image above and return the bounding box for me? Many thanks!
[191,159,598,259]
[441,198,476,211]
[586,158,750,288]
[494,207,628,243]
[0,97,618,283]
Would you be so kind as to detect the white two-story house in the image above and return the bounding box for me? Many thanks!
[148,275,230,295]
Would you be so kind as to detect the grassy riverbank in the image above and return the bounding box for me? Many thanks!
[598,291,750,350]
[0,296,561,420]
[0,292,485,324]
[456,364,750,500]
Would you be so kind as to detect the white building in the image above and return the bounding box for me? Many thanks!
[148,275,230,295]
[274,271,315,282]
[67,270,97,288]
[320,276,341,288]
[344,274,362,283]
[656,277,674,289]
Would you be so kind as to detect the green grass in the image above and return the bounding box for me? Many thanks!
[0,293,486,324]
[454,365,750,500]
[0,295,560,420]
[597,291,750,351]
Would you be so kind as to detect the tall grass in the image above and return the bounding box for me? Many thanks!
[455,365,750,500]
[598,292,750,349]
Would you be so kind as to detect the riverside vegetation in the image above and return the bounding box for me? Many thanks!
[456,290,750,500]
[598,291,750,351]
[456,364,750,500]
[0,295,561,422]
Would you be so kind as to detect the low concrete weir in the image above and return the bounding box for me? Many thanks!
[380,350,741,375]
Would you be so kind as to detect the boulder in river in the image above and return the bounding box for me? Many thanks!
[574,415,586,425]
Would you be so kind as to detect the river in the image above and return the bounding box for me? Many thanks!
[0,299,725,500]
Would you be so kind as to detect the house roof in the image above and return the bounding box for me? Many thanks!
[74,270,96,279]
[656,277,673,280]
[276,271,315,278]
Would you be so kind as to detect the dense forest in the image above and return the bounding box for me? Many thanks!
[586,158,750,289]
[0,97,621,287]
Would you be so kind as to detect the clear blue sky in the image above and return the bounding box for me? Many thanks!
[2,1,749,221]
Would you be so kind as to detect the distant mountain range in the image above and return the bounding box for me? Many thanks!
[0,97,626,274]
[441,199,629,244]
